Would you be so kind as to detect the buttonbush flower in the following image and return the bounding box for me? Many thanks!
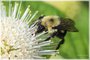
[0,2,57,59]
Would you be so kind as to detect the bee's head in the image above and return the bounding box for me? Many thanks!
[40,16,60,33]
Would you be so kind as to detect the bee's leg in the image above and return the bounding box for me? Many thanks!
[44,36,51,41]
[56,38,64,50]
[39,36,52,43]
[56,30,67,50]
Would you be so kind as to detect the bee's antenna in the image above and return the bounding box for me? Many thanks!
[38,15,45,20]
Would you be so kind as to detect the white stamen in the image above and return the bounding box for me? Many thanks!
[28,11,38,24]
[39,50,57,53]
[16,2,22,19]
[24,11,31,22]
[9,2,12,17]
[20,5,30,21]
[0,2,57,59]
[12,3,18,18]
[36,31,47,38]
[33,41,52,49]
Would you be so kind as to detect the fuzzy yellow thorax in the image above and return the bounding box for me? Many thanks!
[41,16,60,33]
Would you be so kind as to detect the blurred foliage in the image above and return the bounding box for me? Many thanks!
[2,1,89,59]
[46,1,89,59]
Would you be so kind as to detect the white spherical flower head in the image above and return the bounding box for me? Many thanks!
[0,2,57,59]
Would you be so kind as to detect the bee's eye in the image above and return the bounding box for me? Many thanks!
[49,19,54,22]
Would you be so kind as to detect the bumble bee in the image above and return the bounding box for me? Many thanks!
[35,15,78,50]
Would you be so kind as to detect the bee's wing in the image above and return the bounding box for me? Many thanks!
[60,18,78,32]
[67,26,79,32]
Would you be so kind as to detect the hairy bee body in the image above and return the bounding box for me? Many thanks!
[36,15,78,50]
